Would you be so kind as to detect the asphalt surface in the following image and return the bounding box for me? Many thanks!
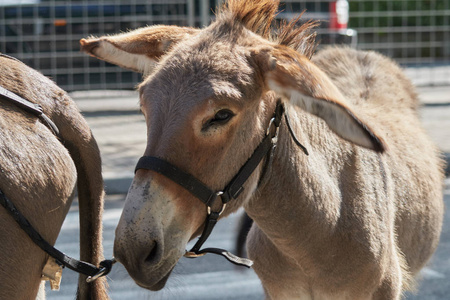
[48,185,450,300]
[45,73,450,299]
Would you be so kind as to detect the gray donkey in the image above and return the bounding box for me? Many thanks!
[81,0,444,298]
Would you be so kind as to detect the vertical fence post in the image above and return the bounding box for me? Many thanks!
[445,0,450,59]
[200,0,209,27]
[188,0,195,27]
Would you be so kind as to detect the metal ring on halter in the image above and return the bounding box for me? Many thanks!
[86,258,117,283]
[266,117,276,136]
[207,191,226,215]
[266,116,280,144]
[86,269,108,283]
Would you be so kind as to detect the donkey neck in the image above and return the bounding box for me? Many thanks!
[246,105,348,249]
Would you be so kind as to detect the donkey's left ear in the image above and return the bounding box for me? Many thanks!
[80,25,198,75]
[260,46,387,153]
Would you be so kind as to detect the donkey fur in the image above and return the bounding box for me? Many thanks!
[0,55,108,299]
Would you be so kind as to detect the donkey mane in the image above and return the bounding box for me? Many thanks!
[218,0,279,38]
[218,0,318,58]
[275,14,318,59]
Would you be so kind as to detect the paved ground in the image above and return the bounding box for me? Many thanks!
[47,186,450,300]
[48,185,450,300]
[44,75,450,299]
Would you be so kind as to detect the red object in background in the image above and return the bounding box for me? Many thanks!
[329,0,349,30]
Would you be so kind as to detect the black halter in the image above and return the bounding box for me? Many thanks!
[0,80,114,282]
[135,102,286,268]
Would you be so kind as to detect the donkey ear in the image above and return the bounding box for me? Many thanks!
[262,46,387,153]
[80,25,198,74]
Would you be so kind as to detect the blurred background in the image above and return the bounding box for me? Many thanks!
[1,1,449,299]
[1,0,449,91]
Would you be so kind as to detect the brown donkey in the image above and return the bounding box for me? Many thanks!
[81,0,444,298]
[0,55,108,299]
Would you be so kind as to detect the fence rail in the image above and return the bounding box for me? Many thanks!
[0,0,448,91]
[0,0,192,91]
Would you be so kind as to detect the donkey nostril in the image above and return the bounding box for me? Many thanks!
[144,242,160,264]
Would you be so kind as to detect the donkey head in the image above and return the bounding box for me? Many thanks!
[81,0,386,290]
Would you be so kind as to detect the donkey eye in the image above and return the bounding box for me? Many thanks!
[203,109,234,130]
[214,109,234,122]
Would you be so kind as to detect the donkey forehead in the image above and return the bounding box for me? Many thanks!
[139,32,259,106]
[140,74,246,108]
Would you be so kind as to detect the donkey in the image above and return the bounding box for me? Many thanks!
[81,0,444,298]
[0,54,108,299]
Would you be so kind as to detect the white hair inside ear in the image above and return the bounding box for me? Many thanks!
[82,39,157,75]
[268,77,386,152]
[80,25,199,75]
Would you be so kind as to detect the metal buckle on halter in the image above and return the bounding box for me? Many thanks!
[184,191,226,259]
[207,191,226,216]
[266,117,280,144]
[86,258,117,283]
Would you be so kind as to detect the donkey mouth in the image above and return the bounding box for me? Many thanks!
[116,246,178,292]
[133,267,174,291]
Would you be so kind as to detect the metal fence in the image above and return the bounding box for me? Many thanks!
[0,0,193,91]
[350,0,450,64]
[348,0,450,86]
[0,0,449,91]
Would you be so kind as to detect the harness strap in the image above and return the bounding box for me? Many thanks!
[186,210,254,267]
[221,128,278,203]
[0,190,115,280]
[0,53,20,62]
[134,126,279,207]
[0,85,60,137]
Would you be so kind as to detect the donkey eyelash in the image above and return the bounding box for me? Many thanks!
[202,109,235,131]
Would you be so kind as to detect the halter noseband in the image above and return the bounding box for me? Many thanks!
[135,102,286,268]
